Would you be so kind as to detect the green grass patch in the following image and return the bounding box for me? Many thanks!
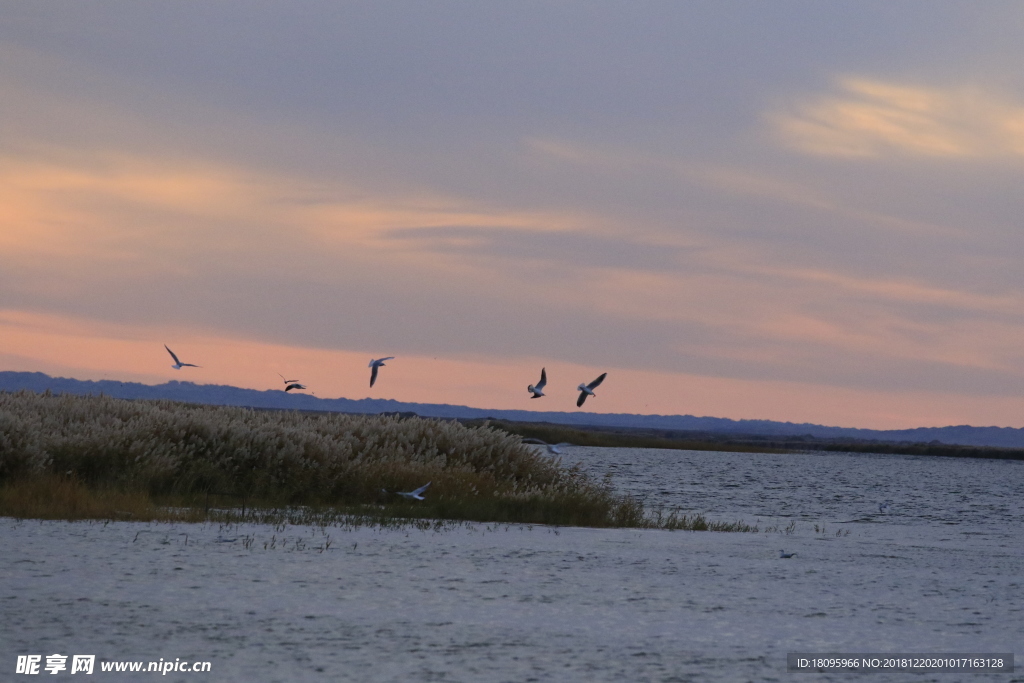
[473,418,788,454]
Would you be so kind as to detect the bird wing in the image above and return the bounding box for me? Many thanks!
[587,373,607,390]
[164,345,181,364]
[370,364,379,387]
[577,391,588,407]
[411,482,431,496]
[536,368,547,390]
[180,363,200,368]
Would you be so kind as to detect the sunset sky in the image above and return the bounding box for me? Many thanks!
[3,3,1024,429]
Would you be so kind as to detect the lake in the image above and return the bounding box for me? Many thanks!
[2,447,1021,681]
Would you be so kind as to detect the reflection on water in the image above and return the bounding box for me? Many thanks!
[570,447,1024,528]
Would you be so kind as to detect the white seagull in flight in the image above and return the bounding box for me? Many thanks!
[528,368,547,398]
[165,345,200,370]
[278,374,307,392]
[522,438,572,455]
[576,372,607,407]
[396,482,431,501]
[368,357,395,388]
[779,550,797,559]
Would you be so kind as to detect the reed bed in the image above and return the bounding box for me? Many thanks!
[0,390,751,531]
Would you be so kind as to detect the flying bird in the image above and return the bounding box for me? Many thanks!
[522,438,572,455]
[528,368,547,398]
[278,374,307,392]
[576,372,607,407]
[396,482,431,501]
[878,500,892,514]
[779,550,797,559]
[368,357,394,388]
[165,345,200,370]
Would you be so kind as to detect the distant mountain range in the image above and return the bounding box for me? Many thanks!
[3,370,1024,449]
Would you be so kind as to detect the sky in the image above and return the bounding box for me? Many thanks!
[3,2,1024,429]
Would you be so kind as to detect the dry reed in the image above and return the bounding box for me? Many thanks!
[0,390,751,530]
[0,391,639,525]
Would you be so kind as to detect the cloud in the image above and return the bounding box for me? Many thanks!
[774,77,1024,159]
[0,153,282,259]
[4,138,1022,408]
[525,136,838,211]
[382,224,701,273]
[5,12,1024,428]
[0,149,573,266]
[754,266,1023,315]
[0,147,678,367]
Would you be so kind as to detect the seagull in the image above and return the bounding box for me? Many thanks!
[278,373,307,392]
[369,357,394,388]
[779,550,796,559]
[165,345,200,370]
[528,368,547,398]
[521,438,572,455]
[878,500,892,514]
[576,372,607,407]
[396,482,430,501]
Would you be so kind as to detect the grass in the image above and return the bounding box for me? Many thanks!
[0,390,754,531]
[0,474,170,522]
[0,474,462,529]
[471,418,1024,461]
[647,505,756,532]
[471,418,788,454]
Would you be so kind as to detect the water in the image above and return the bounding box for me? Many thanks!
[574,447,1024,529]
[2,448,1022,682]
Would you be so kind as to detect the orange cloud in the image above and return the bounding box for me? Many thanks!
[0,153,295,273]
[774,77,1024,159]
[0,149,589,273]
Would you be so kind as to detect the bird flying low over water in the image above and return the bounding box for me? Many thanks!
[368,357,395,388]
[278,374,307,392]
[878,500,892,514]
[165,345,200,370]
[521,438,572,455]
[396,482,430,501]
[779,550,796,559]
[528,368,547,398]
[576,372,607,407]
